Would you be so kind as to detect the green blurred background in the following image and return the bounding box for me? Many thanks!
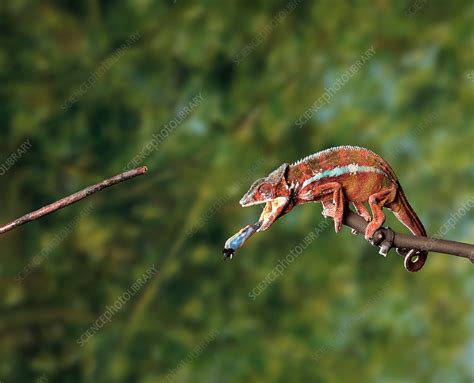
[1,1,473,382]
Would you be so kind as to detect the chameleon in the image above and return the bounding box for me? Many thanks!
[223,145,428,272]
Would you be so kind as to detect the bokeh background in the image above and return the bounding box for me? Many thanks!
[1,1,473,382]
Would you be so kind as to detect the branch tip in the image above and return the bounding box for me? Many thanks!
[0,166,148,236]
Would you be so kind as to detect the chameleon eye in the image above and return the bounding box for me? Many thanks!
[259,183,273,198]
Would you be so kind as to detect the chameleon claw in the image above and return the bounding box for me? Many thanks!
[366,227,395,257]
[351,228,358,235]
[367,232,383,246]
[379,242,390,257]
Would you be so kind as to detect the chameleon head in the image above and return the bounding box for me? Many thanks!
[239,163,292,232]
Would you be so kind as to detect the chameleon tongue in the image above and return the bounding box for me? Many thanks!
[223,221,262,260]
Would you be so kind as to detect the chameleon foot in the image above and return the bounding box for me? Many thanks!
[377,227,394,257]
[365,227,394,257]
[367,231,384,247]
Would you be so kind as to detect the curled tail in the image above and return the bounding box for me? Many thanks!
[388,184,428,272]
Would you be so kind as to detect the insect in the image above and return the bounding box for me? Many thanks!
[223,146,427,272]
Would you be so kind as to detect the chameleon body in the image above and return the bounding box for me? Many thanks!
[227,145,427,271]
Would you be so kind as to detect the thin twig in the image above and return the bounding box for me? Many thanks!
[0,166,148,235]
[343,210,474,263]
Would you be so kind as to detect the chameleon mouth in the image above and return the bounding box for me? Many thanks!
[256,197,289,231]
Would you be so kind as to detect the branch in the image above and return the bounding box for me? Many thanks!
[343,210,474,263]
[223,209,474,272]
[0,166,148,235]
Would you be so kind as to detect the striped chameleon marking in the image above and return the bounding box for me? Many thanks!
[223,145,428,272]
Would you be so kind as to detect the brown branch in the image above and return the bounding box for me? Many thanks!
[0,166,148,235]
[343,210,474,263]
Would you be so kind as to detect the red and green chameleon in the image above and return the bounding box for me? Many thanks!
[223,145,427,272]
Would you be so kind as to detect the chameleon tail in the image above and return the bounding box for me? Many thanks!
[391,186,426,237]
[388,184,428,271]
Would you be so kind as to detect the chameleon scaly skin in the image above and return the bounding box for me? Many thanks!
[235,145,428,271]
